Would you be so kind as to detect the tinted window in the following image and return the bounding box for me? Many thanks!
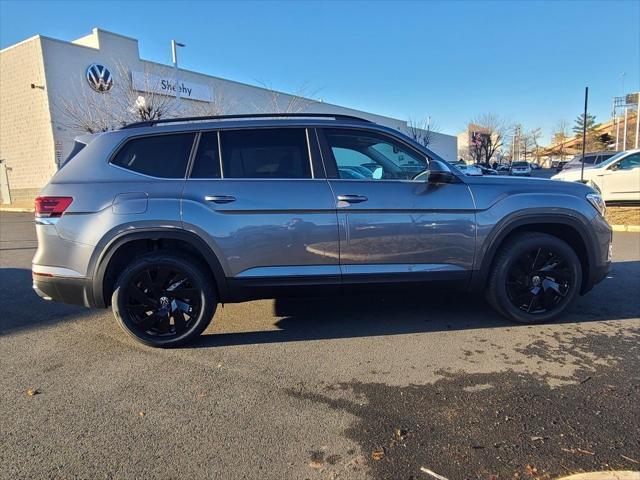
[220,128,311,179]
[111,133,195,178]
[325,129,427,180]
[191,132,221,178]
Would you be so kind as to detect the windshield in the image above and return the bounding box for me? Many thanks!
[595,151,629,169]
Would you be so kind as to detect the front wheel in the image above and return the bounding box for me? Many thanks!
[112,253,216,347]
[486,233,582,324]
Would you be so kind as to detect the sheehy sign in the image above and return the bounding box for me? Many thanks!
[131,71,212,102]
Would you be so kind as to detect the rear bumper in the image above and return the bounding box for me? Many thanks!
[32,274,93,307]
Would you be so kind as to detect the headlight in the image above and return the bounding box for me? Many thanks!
[586,192,606,216]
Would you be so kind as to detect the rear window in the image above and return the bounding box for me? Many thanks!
[220,128,311,179]
[111,133,195,178]
[512,162,528,167]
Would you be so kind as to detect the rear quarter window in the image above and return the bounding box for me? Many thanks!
[111,133,196,178]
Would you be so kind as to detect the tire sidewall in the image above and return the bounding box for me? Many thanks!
[112,254,216,347]
[494,235,582,324]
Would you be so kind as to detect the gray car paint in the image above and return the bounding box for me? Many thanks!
[32,117,612,308]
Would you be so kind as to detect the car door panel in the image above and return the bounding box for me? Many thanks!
[182,129,340,280]
[319,128,476,281]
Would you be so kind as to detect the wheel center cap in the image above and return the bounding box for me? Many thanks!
[159,296,170,307]
[531,275,541,287]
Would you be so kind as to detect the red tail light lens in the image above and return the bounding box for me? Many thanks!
[35,196,73,217]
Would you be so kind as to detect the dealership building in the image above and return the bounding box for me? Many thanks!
[0,27,457,206]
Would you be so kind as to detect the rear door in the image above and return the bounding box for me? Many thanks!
[181,127,340,287]
[317,127,476,283]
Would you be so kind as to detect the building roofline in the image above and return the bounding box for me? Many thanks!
[0,34,42,54]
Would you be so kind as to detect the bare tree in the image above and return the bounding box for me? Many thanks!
[530,127,543,164]
[188,88,234,117]
[56,61,185,133]
[519,131,535,161]
[406,117,440,148]
[254,81,319,113]
[467,113,509,164]
[549,120,570,161]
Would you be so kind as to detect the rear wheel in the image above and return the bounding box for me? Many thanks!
[486,233,582,324]
[112,253,216,347]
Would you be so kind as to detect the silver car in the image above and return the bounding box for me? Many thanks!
[33,114,612,347]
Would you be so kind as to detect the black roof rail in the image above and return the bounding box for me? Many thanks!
[120,112,373,130]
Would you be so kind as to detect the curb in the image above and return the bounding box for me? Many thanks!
[611,225,640,232]
[0,206,34,213]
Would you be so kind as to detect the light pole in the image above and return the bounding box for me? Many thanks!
[171,40,185,101]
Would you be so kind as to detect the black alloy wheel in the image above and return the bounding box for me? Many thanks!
[112,253,216,347]
[505,246,573,314]
[486,232,582,324]
[123,265,201,337]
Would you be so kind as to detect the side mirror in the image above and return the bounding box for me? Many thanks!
[427,170,456,184]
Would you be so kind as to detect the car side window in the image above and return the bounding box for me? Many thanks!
[324,128,427,180]
[219,128,311,179]
[111,133,195,178]
[615,154,640,170]
[191,131,221,178]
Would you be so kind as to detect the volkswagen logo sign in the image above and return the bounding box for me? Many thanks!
[86,63,113,92]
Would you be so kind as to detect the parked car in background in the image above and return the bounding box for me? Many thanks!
[561,151,619,171]
[496,164,511,173]
[32,113,612,347]
[458,164,483,176]
[553,160,569,171]
[474,164,498,175]
[510,161,532,176]
[530,163,541,170]
[552,150,640,204]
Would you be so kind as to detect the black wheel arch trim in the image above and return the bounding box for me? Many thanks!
[89,226,228,308]
[470,209,599,294]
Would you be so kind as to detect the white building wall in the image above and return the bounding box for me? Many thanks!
[0,36,57,204]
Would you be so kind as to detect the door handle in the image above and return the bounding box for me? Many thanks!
[205,195,236,204]
[337,194,368,204]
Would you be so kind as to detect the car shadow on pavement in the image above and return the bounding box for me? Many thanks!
[192,260,640,348]
[0,268,88,336]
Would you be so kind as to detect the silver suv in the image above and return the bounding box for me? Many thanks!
[32,114,612,347]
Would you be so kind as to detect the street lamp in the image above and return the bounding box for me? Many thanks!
[171,40,185,101]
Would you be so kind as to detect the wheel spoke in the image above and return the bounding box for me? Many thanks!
[128,284,158,308]
[173,308,187,332]
[172,287,199,301]
[137,312,163,331]
[152,267,172,296]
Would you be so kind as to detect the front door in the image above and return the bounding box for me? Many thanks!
[181,127,340,289]
[318,127,476,283]
[598,153,640,202]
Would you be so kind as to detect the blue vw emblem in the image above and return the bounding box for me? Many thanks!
[86,64,113,92]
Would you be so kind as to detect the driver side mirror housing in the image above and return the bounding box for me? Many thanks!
[427,170,457,184]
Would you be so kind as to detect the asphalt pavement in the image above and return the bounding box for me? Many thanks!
[1,212,639,479]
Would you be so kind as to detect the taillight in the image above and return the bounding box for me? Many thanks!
[35,196,73,218]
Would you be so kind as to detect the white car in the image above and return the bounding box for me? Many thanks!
[510,161,532,176]
[551,149,640,204]
[457,164,483,176]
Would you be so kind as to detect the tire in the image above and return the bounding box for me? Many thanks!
[485,232,582,324]
[112,252,216,347]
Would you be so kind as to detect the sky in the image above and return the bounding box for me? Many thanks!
[1,0,638,142]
